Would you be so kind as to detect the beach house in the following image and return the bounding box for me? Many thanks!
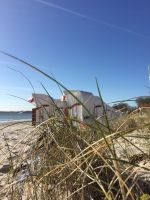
[30,90,119,126]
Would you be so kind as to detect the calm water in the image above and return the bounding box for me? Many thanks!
[0,112,32,122]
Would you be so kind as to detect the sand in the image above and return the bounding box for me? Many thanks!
[0,121,34,192]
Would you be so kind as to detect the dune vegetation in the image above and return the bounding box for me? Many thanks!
[0,52,150,199]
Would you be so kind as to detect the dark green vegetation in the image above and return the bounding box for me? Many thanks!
[136,97,150,107]
[112,103,136,114]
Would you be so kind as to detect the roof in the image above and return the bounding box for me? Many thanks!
[63,90,93,96]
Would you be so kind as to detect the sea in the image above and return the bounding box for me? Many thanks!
[0,111,32,122]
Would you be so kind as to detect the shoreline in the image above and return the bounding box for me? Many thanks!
[0,119,32,124]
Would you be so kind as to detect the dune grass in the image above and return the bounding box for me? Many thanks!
[0,51,150,199]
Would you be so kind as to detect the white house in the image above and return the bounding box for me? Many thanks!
[30,90,119,126]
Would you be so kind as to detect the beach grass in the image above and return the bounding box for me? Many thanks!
[0,51,150,199]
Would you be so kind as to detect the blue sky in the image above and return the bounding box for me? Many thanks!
[0,0,150,111]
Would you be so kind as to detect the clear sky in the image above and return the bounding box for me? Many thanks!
[0,0,150,111]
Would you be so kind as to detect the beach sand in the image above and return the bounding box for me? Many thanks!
[0,121,34,194]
